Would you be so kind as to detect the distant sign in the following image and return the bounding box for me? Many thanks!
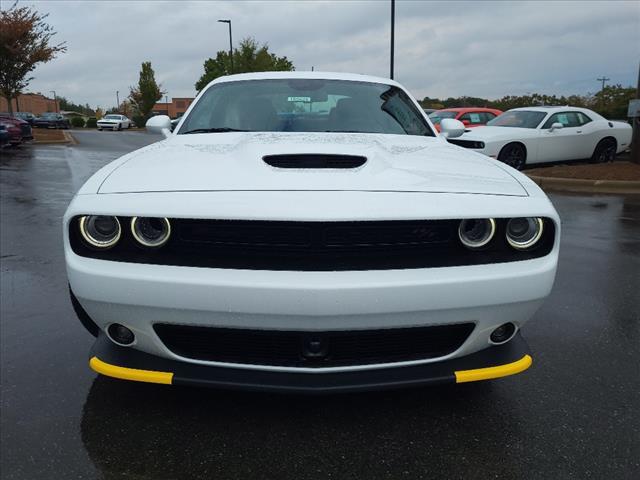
[628,99,640,117]
[288,96,311,102]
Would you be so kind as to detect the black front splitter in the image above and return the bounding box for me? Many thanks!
[89,332,532,394]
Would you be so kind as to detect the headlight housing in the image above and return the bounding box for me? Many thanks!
[506,217,544,249]
[79,215,121,248]
[131,217,171,247]
[458,218,496,249]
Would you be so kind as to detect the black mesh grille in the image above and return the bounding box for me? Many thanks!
[69,218,555,271]
[153,323,475,368]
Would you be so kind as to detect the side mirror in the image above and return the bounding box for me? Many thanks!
[145,115,172,138]
[549,122,564,132]
[440,118,465,138]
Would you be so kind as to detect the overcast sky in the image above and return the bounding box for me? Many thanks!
[20,0,640,109]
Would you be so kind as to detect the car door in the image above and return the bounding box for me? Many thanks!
[537,112,585,162]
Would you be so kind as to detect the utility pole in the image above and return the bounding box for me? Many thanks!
[218,19,234,74]
[597,76,610,108]
[50,90,57,112]
[631,63,639,164]
[165,95,169,117]
[390,0,395,79]
[116,90,120,113]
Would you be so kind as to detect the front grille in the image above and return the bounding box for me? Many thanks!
[69,218,556,270]
[153,323,475,368]
[447,139,485,149]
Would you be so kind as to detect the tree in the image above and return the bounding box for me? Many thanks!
[0,2,66,113]
[589,84,636,120]
[195,37,294,92]
[128,61,164,121]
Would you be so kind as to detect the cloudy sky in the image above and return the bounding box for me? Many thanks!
[20,0,640,109]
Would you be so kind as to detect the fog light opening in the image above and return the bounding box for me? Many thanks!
[490,323,517,344]
[107,323,136,346]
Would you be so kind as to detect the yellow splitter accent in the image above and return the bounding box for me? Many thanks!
[455,354,532,383]
[90,354,532,386]
[90,356,173,385]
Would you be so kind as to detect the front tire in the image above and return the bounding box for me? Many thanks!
[498,143,526,170]
[591,138,617,163]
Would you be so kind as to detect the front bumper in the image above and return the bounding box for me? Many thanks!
[90,331,532,393]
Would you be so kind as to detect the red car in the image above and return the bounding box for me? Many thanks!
[428,107,503,132]
[0,115,33,143]
[0,120,22,146]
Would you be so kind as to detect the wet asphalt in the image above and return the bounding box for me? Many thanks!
[1,130,639,480]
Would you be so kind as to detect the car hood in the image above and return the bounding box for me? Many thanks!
[460,126,538,141]
[98,132,527,196]
[98,119,118,123]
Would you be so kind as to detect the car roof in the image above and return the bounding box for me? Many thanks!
[208,71,402,88]
[509,105,592,113]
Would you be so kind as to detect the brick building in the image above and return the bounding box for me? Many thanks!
[151,97,195,118]
[0,93,59,115]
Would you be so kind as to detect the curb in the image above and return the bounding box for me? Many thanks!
[32,130,77,145]
[526,174,640,194]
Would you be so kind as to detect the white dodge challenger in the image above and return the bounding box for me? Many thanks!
[449,106,632,170]
[64,72,560,392]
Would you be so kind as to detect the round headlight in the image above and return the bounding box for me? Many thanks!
[131,217,171,247]
[458,218,496,249]
[506,217,544,249]
[79,215,121,248]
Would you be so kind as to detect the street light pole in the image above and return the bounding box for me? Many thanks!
[218,19,234,74]
[50,90,57,112]
[116,90,120,113]
[390,0,395,80]
[597,76,610,109]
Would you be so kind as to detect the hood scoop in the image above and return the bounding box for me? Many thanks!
[263,154,367,169]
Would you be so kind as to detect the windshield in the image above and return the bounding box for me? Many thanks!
[104,115,120,120]
[428,111,458,125]
[179,79,434,136]
[487,110,547,128]
[42,113,57,118]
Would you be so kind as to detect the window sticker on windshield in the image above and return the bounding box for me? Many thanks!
[469,113,481,123]
[287,96,311,102]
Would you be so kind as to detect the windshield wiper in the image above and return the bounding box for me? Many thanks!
[180,127,250,134]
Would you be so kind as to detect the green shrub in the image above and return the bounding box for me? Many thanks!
[70,116,85,128]
[132,115,146,129]
[85,117,97,128]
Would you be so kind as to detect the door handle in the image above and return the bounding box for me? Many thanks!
[576,130,582,133]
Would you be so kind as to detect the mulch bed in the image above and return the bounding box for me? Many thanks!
[526,161,640,182]
[32,128,68,143]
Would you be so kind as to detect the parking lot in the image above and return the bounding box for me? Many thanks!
[1,130,639,479]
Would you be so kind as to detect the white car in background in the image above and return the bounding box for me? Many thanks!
[450,106,632,169]
[64,72,560,392]
[97,114,132,131]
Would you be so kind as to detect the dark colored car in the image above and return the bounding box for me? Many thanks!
[13,112,36,125]
[33,112,70,129]
[0,115,33,142]
[0,111,36,125]
[0,124,11,147]
[0,120,22,146]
